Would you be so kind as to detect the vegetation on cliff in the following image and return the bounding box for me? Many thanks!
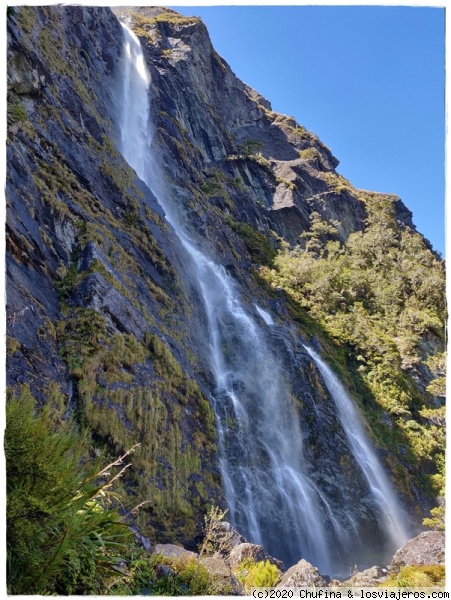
[260,195,446,507]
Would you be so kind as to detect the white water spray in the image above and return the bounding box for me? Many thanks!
[117,24,410,576]
[304,345,410,551]
[255,304,275,326]
[119,24,151,181]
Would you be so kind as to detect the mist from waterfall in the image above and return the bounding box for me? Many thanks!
[117,23,410,576]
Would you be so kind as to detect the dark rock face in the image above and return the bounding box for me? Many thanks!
[6,4,440,572]
[6,5,222,546]
[7,5,124,402]
[114,5,420,257]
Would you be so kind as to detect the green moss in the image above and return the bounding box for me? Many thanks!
[6,335,20,356]
[56,307,218,542]
[142,11,201,27]
[275,175,296,190]
[298,147,321,161]
[199,168,244,210]
[225,217,276,267]
[7,93,28,125]
[159,111,195,155]
[237,140,264,155]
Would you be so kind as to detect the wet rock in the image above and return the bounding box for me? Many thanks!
[388,531,445,572]
[277,559,328,587]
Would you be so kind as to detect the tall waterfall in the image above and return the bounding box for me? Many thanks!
[117,24,409,576]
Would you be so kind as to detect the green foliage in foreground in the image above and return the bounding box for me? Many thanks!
[235,559,280,593]
[109,551,214,596]
[5,387,234,595]
[6,387,132,595]
[260,198,446,502]
[382,565,445,588]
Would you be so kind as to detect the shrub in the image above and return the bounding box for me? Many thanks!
[225,217,276,266]
[235,559,280,592]
[6,387,133,595]
[261,198,446,500]
[198,505,234,557]
[121,553,212,595]
[382,565,445,587]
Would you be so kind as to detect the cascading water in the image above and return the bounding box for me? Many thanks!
[117,24,410,577]
[303,346,410,549]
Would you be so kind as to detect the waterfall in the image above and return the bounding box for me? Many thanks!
[116,24,410,577]
[255,304,275,326]
[303,346,410,551]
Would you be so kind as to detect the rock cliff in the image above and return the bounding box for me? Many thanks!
[6,5,445,576]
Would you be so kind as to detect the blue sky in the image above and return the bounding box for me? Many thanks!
[171,5,445,256]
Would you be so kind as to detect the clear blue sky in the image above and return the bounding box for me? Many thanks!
[171,5,445,256]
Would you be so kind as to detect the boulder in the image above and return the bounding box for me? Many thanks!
[220,521,248,549]
[228,542,284,572]
[342,565,389,587]
[389,531,445,572]
[8,52,44,95]
[200,556,245,595]
[152,543,198,561]
[276,559,328,587]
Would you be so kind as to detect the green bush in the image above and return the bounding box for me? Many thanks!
[235,559,280,592]
[382,565,445,587]
[6,387,132,595]
[121,553,212,596]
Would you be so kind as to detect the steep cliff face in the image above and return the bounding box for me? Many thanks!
[6,5,445,573]
[114,7,416,250]
[7,5,222,545]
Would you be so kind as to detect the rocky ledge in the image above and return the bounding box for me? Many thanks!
[135,527,445,593]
